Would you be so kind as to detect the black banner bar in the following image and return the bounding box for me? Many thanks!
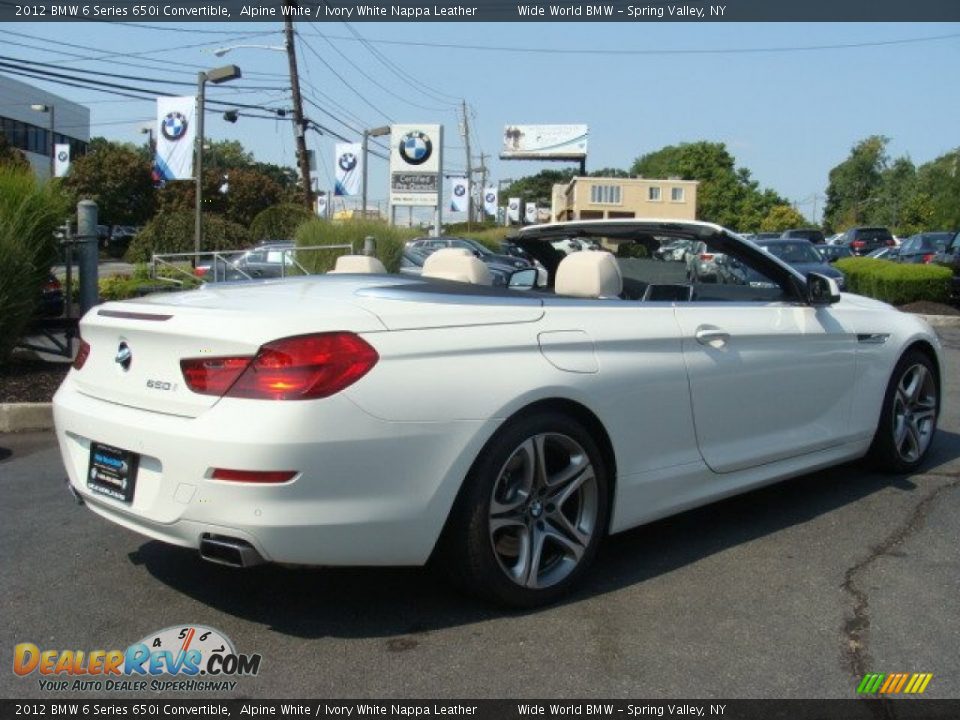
[1,0,959,22]
[3,700,960,720]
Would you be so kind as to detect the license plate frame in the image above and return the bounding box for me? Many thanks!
[87,442,139,504]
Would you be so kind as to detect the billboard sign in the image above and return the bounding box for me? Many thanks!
[390,123,442,207]
[501,124,588,160]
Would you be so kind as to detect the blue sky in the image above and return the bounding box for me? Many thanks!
[4,21,959,223]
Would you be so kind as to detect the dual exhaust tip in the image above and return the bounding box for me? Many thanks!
[199,534,264,568]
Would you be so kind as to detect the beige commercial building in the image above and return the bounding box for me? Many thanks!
[551,176,699,222]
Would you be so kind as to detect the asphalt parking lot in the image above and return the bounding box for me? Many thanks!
[2,330,959,700]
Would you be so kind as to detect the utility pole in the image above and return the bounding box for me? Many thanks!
[475,152,489,222]
[284,6,313,211]
[461,100,472,230]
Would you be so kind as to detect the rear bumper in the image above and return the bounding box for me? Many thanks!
[53,378,494,566]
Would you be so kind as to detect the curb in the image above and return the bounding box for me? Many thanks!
[0,403,54,433]
[916,314,960,328]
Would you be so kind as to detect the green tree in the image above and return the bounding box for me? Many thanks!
[0,134,29,171]
[0,167,68,363]
[914,148,960,230]
[631,141,785,230]
[220,168,283,226]
[822,135,890,231]
[876,156,917,234]
[64,137,155,225]
[589,167,630,178]
[759,205,809,232]
[503,169,576,206]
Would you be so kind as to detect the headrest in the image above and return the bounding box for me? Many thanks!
[554,251,622,298]
[329,255,387,274]
[422,248,492,285]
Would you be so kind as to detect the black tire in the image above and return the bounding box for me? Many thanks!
[440,412,610,608]
[865,349,939,474]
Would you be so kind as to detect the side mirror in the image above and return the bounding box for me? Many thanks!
[807,272,841,305]
[509,267,538,290]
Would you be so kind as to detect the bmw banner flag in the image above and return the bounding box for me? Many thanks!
[525,202,537,224]
[483,187,498,216]
[507,197,521,224]
[334,142,362,196]
[450,177,469,213]
[155,96,196,183]
[54,143,71,178]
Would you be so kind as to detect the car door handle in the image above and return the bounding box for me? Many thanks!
[695,327,730,347]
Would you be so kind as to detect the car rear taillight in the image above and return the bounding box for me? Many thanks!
[699,253,715,262]
[181,356,252,396]
[73,338,90,370]
[851,240,866,249]
[45,277,61,292]
[211,468,297,483]
[922,253,935,264]
[180,332,378,400]
[885,238,896,247]
[194,267,209,278]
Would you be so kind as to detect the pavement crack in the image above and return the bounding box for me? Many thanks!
[840,475,960,718]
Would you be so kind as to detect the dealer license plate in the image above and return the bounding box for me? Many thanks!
[87,442,139,504]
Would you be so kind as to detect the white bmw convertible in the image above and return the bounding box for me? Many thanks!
[54,220,943,606]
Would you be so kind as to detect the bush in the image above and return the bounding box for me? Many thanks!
[834,257,952,304]
[127,211,250,263]
[249,204,313,243]
[0,167,68,365]
[618,243,649,259]
[294,219,419,274]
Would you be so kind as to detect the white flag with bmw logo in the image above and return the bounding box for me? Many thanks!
[334,142,362,196]
[450,177,469,213]
[525,202,537,224]
[155,96,196,182]
[483,187,498,216]
[507,197,521,224]
[54,143,71,177]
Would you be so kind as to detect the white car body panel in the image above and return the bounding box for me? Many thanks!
[53,220,944,570]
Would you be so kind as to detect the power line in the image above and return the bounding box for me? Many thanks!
[295,32,394,123]
[304,26,449,113]
[0,60,289,117]
[308,30,960,56]
[0,28,288,79]
[337,21,461,106]
[0,52,285,92]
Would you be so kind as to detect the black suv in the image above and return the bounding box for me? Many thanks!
[837,226,896,256]
[934,231,960,300]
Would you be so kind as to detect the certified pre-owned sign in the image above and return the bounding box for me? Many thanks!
[390,123,443,209]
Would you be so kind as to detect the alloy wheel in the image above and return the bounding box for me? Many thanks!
[488,433,599,589]
[892,363,937,463]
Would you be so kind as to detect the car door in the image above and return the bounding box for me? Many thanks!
[674,241,859,474]
[899,237,917,263]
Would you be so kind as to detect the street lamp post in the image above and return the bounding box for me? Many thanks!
[498,178,513,226]
[194,64,242,262]
[30,103,55,178]
[362,125,390,220]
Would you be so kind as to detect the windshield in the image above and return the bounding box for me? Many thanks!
[760,242,822,264]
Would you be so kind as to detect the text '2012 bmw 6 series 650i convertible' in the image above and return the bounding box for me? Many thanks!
[54,220,943,606]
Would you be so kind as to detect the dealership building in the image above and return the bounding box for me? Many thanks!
[551,176,699,222]
[0,75,89,179]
